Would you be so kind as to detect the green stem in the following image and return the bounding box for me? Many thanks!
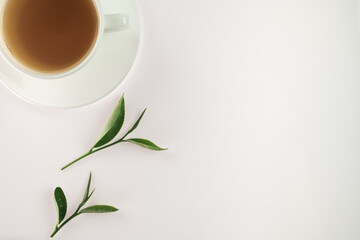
[50,211,81,238]
[50,226,58,238]
[61,137,128,170]
[61,150,93,170]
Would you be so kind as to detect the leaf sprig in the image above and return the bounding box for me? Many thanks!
[50,173,118,238]
[61,94,167,170]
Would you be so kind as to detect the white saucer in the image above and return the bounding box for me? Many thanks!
[0,0,141,108]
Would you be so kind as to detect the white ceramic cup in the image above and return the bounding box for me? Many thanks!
[0,0,128,79]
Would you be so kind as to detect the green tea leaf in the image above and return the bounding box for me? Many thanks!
[88,188,95,200]
[82,172,92,204]
[50,173,118,238]
[93,95,125,148]
[80,205,118,214]
[124,108,147,137]
[61,95,167,170]
[125,138,167,151]
[54,187,67,225]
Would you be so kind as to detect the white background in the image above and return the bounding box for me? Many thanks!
[1,0,360,239]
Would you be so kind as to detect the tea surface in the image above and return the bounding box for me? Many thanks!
[2,0,99,73]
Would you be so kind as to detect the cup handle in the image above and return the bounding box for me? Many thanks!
[104,14,129,33]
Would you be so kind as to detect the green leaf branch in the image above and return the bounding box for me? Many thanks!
[50,172,118,238]
[61,94,167,170]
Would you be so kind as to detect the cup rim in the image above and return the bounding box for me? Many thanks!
[0,0,104,79]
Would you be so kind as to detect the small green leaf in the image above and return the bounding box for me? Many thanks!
[125,138,167,151]
[54,187,67,224]
[80,205,118,213]
[88,188,95,200]
[93,95,125,148]
[124,109,147,136]
[82,172,92,204]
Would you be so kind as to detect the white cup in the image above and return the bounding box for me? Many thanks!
[0,0,129,79]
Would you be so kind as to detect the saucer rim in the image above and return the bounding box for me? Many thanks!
[0,0,142,109]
